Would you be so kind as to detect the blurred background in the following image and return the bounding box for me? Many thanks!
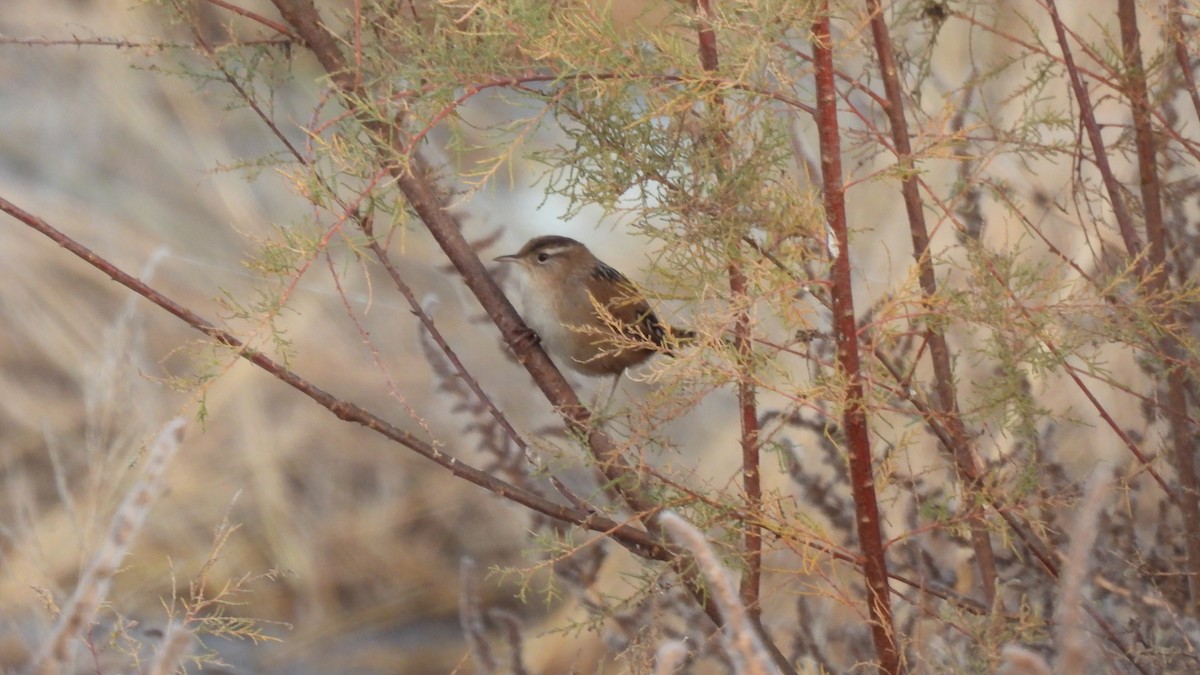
[3,0,1193,673]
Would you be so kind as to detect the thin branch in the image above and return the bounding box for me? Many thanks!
[1044,0,1142,257]
[0,35,293,48]
[733,264,764,620]
[180,5,308,166]
[358,212,535,469]
[1117,0,1200,610]
[202,0,301,40]
[863,0,997,609]
[689,0,765,629]
[0,195,670,562]
[1168,0,1200,126]
[950,7,1200,165]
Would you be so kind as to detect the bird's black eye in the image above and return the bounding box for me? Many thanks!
[536,252,550,263]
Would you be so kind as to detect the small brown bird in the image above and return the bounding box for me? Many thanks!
[495,235,692,376]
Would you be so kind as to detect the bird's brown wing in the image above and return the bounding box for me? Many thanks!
[590,262,674,350]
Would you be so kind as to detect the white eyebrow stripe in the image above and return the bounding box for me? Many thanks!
[533,244,574,258]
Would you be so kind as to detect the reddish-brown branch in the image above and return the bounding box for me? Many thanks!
[1044,0,1142,257]
[694,0,720,72]
[0,195,669,560]
[1120,0,1168,360]
[0,35,293,48]
[731,265,763,620]
[1117,0,1200,611]
[266,0,597,466]
[689,0,764,626]
[811,7,899,673]
[684,2,792,668]
[863,0,997,610]
[358,214,536,467]
[1169,0,1200,126]
[180,8,309,167]
[203,0,301,40]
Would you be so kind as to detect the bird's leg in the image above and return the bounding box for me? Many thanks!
[509,325,541,364]
[590,370,624,418]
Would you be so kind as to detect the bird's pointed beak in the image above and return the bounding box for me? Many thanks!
[493,253,519,263]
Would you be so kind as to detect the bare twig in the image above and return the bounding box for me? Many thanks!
[202,0,300,39]
[358,214,535,468]
[179,3,308,166]
[863,0,997,608]
[1044,0,1141,256]
[0,35,293,48]
[1168,0,1200,126]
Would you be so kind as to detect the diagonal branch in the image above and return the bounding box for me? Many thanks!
[863,0,997,609]
[1044,0,1142,257]
[202,0,300,40]
[0,195,669,562]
